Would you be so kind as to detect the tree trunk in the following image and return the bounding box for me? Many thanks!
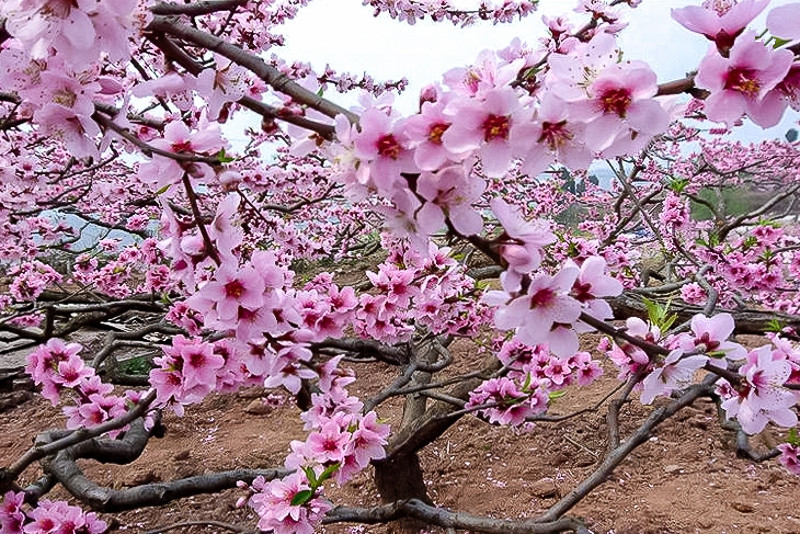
[373,453,431,533]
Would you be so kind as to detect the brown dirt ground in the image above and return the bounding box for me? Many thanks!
[2,336,800,534]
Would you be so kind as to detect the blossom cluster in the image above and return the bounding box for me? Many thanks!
[466,340,604,426]
[602,312,800,438]
[0,491,107,534]
[25,338,147,436]
[246,359,389,534]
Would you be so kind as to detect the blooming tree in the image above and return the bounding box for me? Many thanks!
[1,0,800,533]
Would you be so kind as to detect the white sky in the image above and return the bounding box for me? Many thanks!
[277,0,799,140]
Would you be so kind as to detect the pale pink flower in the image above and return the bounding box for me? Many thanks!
[353,107,415,195]
[722,346,798,434]
[189,264,266,327]
[196,56,249,120]
[672,0,769,52]
[442,88,523,177]
[571,256,623,322]
[416,166,485,236]
[570,62,669,154]
[400,97,469,170]
[486,265,582,350]
[640,349,708,404]
[350,411,389,468]
[512,94,593,176]
[778,443,800,475]
[767,3,800,41]
[306,419,352,464]
[682,313,747,362]
[696,32,794,127]
[490,198,556,285]
[138,119,225,192]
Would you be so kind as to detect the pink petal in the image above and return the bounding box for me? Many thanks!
[767,3,800,40]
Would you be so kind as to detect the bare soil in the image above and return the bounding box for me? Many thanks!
[2,337,800,534]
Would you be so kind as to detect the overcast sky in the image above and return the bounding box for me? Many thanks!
[277,0,799,140]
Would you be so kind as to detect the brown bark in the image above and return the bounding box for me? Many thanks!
[373,453,432,534]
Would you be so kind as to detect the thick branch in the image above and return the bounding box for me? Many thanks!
[151,0,247,16]
[146,17,358,123]
[325,499,589,534]
[537,377,716,522]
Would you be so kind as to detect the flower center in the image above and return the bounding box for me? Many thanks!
[53,88,77,108]
[538,120,573,150]
[225,279,245,299]
[599,88,632,117]
[171,140,193,153]
[428,122,449,144]
[529,287,555,309]
[725,68,760,97]
[376,134,401,159]
[483,114,510,142]
[694,333,720,352]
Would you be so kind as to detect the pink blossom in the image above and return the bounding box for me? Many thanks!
[778,443,800,475]
[195,56,249,121]
[571,62,669,154]
[696,32,794,127]
[416,165,485,236]
[189,264,266,326]
[512,94,593,176]
[571,256,623,323]
[721,346,798,434]
[672,0,769,52]
[350,411,389,468]
[352,107,415,195]
[138,119,225,193]
[306,419,352,464]
[249,473,331,534]
[486,265,582,352]
[682,313,747,362]
[1,491,25,534]
[400,97,468,170]
[442,88,523,177]
[490,198,556,284]
[640,349,708,404]
[767,3,800,41]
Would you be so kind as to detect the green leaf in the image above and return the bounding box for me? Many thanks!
[155,183,171,195]
[317,462,341,484]
[302,466,318,486]
[772,36,791,48]
[475,279,490,291]
[290,489,314,507]
[766,319,784,333]
[642,297,677,332]
[642,297,662,324]
[668,177,689,193]
[788,428,800,446]
[521,372,532,392]
[519,66,539,80]
[214,149,235,163]
[548,390,567,400]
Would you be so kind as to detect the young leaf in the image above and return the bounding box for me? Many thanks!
[290,489,314,507]
[766,319,784,333]
[317,462,341,484]
[303,466,317,486]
